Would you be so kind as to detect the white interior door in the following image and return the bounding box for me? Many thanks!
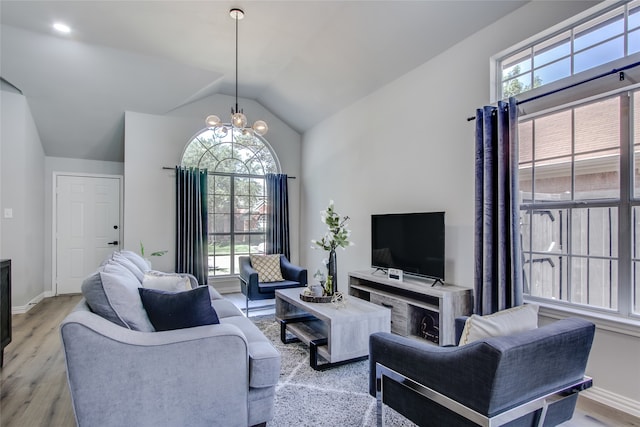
[55,175,121,295]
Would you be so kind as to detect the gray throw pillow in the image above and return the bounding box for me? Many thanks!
[99,270,155,332]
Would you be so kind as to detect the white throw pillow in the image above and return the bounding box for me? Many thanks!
[142,271,191,292]
[459,304,539,346]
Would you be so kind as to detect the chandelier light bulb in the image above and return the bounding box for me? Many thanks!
[252,120,268,136]
[232,112,247,128]
[205,115,221,128]
[213,125,228,138]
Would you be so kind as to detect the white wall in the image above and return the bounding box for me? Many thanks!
[124,94,301,292]
[43,157,124,295]
[0,90,46,309]
[302,0,638,416]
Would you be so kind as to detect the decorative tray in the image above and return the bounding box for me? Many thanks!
[299,293,333,303]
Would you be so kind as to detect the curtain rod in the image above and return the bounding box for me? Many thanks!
[162,166,296,179]
[466,60,640,122]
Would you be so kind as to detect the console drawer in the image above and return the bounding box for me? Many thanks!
[370,293,408,335]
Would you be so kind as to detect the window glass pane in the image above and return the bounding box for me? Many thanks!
[502,50,532,80]
[250,234,266,254]
[534,32,570,68]
[530,209,566,253]
[574,98,620,200]
[211,213,230,233]
[628,28,640,55]
[526,254,566,300]
[589,258,618,309]
[534,158,572,201]
[533,57,571,87]
[571,207,618,257]
[519,121,533,201]
[182,138,208,165]
[234,235,251,257]
[502,73,532,98]
[629,2,640,30]
[212,176,230,195]
[209,235,231,276]
[574,11,624,52]
[534,110,572,161]
[533,111,572,201]
[574,36,624,74]
[575,97,620,153]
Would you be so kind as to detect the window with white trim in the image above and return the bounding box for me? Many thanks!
[181,128,280,277]
[499,0,640,99]
[495,0,640,320]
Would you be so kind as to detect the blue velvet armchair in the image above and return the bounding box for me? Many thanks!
[239,255,307,315]
[369,317,595,427]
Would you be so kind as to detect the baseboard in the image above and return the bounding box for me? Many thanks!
[12,292,45,314]
[213,280,241,295]
[582,386,640,418]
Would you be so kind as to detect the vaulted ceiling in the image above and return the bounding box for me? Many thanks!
[0,1,529,162]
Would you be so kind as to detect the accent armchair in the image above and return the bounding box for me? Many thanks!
[369,317,595,427]
[239,255,307,315]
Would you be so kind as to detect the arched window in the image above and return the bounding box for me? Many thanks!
[182,128,280,277]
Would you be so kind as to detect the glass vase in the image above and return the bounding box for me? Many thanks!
[327,249,337,294]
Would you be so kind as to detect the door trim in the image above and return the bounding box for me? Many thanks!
[52,172,123,295]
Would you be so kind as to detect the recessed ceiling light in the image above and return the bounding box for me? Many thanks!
[53,22,71,34]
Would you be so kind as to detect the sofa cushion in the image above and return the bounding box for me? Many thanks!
[459,304,539,346]
[250,254,284,283]
[221,316,281,388]
[112,252,145,282]
[139,286,220,331]
[118,250,151,272]
[98,270,155,332]
[142,271,191,292]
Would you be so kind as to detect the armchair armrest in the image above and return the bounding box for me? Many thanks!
[239,256,258,287]
[370,318,595,420]
[280,256,307,285]
[61,310,251,427]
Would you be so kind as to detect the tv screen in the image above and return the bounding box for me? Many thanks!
[371,212,445,281]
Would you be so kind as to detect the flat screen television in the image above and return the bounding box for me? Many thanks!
[371,212,445,283]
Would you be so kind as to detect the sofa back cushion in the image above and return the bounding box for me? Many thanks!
[118,250,151,272]
[81,263,155,332]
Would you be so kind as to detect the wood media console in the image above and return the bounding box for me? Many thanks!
[348,270,472,346]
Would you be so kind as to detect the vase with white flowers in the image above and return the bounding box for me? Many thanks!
[311,200,353,295]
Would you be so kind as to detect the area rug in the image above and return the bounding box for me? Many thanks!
[251,315,415,427]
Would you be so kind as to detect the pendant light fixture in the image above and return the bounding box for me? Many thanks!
[205,8,268,137]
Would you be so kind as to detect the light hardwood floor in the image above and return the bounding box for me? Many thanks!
[0,294,638,427]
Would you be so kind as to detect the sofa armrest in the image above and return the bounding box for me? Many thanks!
[61,310,251,427]
[280,256,307,285]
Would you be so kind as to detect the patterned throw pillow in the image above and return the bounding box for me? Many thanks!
[250,254,284,283]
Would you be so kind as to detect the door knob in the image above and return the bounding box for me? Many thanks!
[108,241,119,245]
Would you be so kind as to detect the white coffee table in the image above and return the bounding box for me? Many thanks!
[275,287,390,370]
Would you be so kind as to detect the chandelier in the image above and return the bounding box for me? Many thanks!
[205,8,268,137]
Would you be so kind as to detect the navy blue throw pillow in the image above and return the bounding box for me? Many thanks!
[138,286,220,331]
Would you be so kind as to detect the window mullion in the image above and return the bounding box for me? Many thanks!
[619,92,632,316]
